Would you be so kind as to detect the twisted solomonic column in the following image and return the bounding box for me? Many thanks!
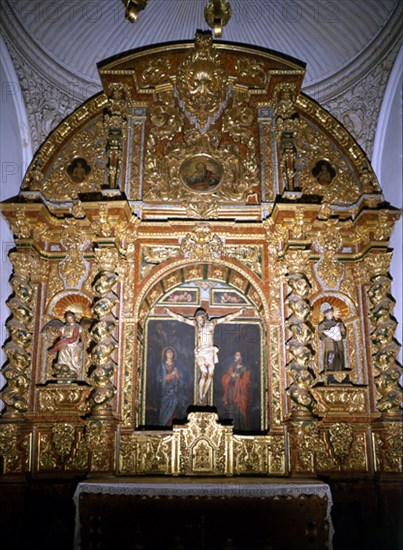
[285,271,317,415]
[1,252,34,417]
[87,249,119,417]
[368,273,402,416]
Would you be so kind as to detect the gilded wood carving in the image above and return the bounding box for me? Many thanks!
[0,32,401,478]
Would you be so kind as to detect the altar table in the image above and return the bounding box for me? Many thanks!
[73,477,334,550]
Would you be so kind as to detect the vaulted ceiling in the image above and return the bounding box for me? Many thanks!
[2,0,400,84]
[1,0,402,155]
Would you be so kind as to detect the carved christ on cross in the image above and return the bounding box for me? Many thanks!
[165,306,245,404]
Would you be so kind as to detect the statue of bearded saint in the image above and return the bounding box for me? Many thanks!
[318,304,347,372]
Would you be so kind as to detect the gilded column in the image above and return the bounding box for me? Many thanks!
[1,251,35,417]
[115,215,140,428]
[284,251,317,415]
[87,248,120,417]
[367,263,402,416]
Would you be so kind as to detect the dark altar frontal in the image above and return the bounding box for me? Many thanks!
[73,477,333,550]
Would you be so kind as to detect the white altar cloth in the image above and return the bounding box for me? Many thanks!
[73,477,334,549]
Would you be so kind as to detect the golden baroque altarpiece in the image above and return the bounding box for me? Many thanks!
[0,33,401,478]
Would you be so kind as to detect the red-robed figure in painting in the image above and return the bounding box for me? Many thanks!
[222,351,251,431]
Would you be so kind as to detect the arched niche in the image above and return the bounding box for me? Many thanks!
[133,258,270,433]
[311,293,363,385]
[38,290,93,385]
[135,257,269,322]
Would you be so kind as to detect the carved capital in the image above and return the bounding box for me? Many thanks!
[94,248,120,273]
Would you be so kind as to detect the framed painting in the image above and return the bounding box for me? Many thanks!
[211,289,248,306]
[143,318,196,427]
[212,321,265,432]
[142,317,265,433]
[179,154,223,193]
[161,288,200,305]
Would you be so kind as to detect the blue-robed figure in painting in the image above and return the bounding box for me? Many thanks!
[145,319,194,426]
[157,346,187,426]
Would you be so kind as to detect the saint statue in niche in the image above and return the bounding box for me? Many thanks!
[281,134,298,191]
[180,155,222,193]
[312,159,336,186]
[318,303,348,379]
[43,311,90,380]
[66,157,91,184]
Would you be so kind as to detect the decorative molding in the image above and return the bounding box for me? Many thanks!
[372,44,403,174]
[0,5,101,95]
[0,35,32,166]
[303,5,402,101]
[303,6,402,158]
[320,44,400,158]
[0,8,101,152]
[3,39,83,152]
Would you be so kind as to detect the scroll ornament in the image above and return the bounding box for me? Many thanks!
[315,221,344,288]
[180,223,224,261]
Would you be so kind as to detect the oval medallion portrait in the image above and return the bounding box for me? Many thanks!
[66,157,91,184]
[311,159,336,186]
[180,154,223,193]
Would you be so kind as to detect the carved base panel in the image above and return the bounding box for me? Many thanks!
[36,424,88,473]
[37,384,91,416]
[119,412,287,476]
[372,422,403,473]
[1,414,402,476]
[311,387,371,419]
[34,421,118,474]
[233,434,286,476]
[0,423,31,474]
[290,422,372,475]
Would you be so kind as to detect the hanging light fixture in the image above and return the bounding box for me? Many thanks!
[122,0,232,38]
[122,0,149,23]
[204,0,231,38]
